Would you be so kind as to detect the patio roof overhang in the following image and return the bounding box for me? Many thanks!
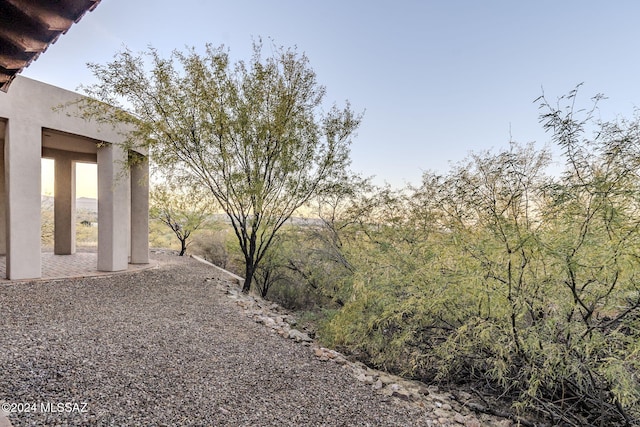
[0,0,101,92]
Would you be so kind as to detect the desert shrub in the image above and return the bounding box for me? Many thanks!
[253,223,354,309]
[191,228,232,269]
[264,279,321,310]
[320,90,640,425]
[150,183,214,256]
[190,226,245,274]
[149,218,181,250]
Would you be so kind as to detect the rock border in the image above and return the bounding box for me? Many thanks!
[196,258,519,427]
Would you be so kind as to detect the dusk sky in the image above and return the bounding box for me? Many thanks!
[32,0,640,196]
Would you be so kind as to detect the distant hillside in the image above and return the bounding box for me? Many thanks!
[41,195,97,213]
[209,212,323,227]
[41,197,319,225]
[77,197,97,212]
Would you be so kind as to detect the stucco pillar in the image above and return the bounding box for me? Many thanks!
[0,137,6,256]
[130,156,149,264]
[4,119,41,279]
[54,156,76,255]
[97,143,129,271]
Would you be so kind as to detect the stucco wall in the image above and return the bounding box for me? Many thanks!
[0,76,149,279]
[0,76,142,149]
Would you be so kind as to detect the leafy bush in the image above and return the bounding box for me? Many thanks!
[181,87,639,424]
[253,223,354,309]
[191,227,238,270]
[319,89,640,425]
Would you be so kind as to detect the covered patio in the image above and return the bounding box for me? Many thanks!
[0,250,156,283]
[0,76,150,280]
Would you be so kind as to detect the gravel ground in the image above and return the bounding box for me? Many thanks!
[0,255,434,426]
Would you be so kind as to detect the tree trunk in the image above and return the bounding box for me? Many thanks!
[179,239,187,256]
[260,271,270,298]
[242,263,254,293]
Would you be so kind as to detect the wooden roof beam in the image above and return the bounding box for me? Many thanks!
[0,26,49,52]
[0,0,103,92]
[3,0,75,32]
[0,53,31,70]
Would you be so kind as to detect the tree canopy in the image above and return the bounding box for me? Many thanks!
[150,182,213,256]
[81,41,362,292]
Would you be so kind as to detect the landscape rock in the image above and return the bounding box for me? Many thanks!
[465,418,482,427]
[287,329,313,343]
[207,256,535,427]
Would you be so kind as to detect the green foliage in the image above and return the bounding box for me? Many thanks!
[150,182,213,255]
[79,40,362,293]
[190,225,243,272]
[76,44,639,423]
[194,229,228,268]
[253,222,354,307]
[149,218,180,250]
[317,89,640,425]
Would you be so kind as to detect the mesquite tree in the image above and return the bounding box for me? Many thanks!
[80,41,361,293]
[150,183,212,256]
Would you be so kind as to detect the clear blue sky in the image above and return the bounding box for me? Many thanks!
[24,0,640,188]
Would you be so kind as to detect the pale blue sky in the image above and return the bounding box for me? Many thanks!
[26,1,640,188]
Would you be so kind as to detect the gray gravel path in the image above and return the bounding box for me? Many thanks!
[0,255,432,426]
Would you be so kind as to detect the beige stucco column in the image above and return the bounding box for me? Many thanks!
[97,142,129,271]
[4,119,41,279]
[0,137,6,256]
[130,156,149,264]
[54,155,76,255]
